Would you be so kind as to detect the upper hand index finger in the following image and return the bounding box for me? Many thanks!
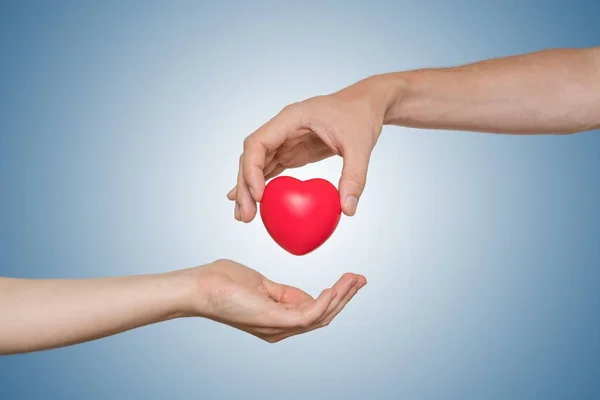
[242,104,304,202]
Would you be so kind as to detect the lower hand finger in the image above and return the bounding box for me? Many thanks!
[313,273,358,326]
[271,288,335,329]
[266,278,365,343]
[319,276,366,327]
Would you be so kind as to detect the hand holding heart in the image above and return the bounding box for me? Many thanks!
[226,76,390,222]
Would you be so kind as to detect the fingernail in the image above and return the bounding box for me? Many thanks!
[344,196,358,215]
[234,203,241,220]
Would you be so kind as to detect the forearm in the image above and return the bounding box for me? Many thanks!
[0,272,194,354]
[373,47,600,134]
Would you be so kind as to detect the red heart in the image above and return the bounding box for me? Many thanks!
[259,176,342,256]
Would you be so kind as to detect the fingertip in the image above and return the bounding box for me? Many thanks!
[242,216,255,224]
[240,205,257,224]
[340,272,356,282]
[342,195,358,216]
[333,274,357,294]
[226,187,236,200]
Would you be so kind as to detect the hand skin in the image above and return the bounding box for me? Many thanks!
[228,46,600,222]
[0,259,366,354]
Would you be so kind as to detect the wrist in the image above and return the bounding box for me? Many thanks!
[161,269,204,319]
[169,263,220,319]
[364,72,410,125]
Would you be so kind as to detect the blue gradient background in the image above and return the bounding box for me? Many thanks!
[1,1,599,399]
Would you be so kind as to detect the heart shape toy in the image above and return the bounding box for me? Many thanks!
[259,176,342,256]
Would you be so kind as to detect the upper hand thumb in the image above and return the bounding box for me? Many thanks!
[339,148,370,216]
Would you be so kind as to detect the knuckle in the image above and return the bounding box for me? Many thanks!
[295,103,311,127]
[281,102,309,126]
[281,102,297,114]
[343,170,367,189]
[243,136,255,150]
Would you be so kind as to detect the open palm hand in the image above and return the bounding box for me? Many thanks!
[187,259,366,343]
